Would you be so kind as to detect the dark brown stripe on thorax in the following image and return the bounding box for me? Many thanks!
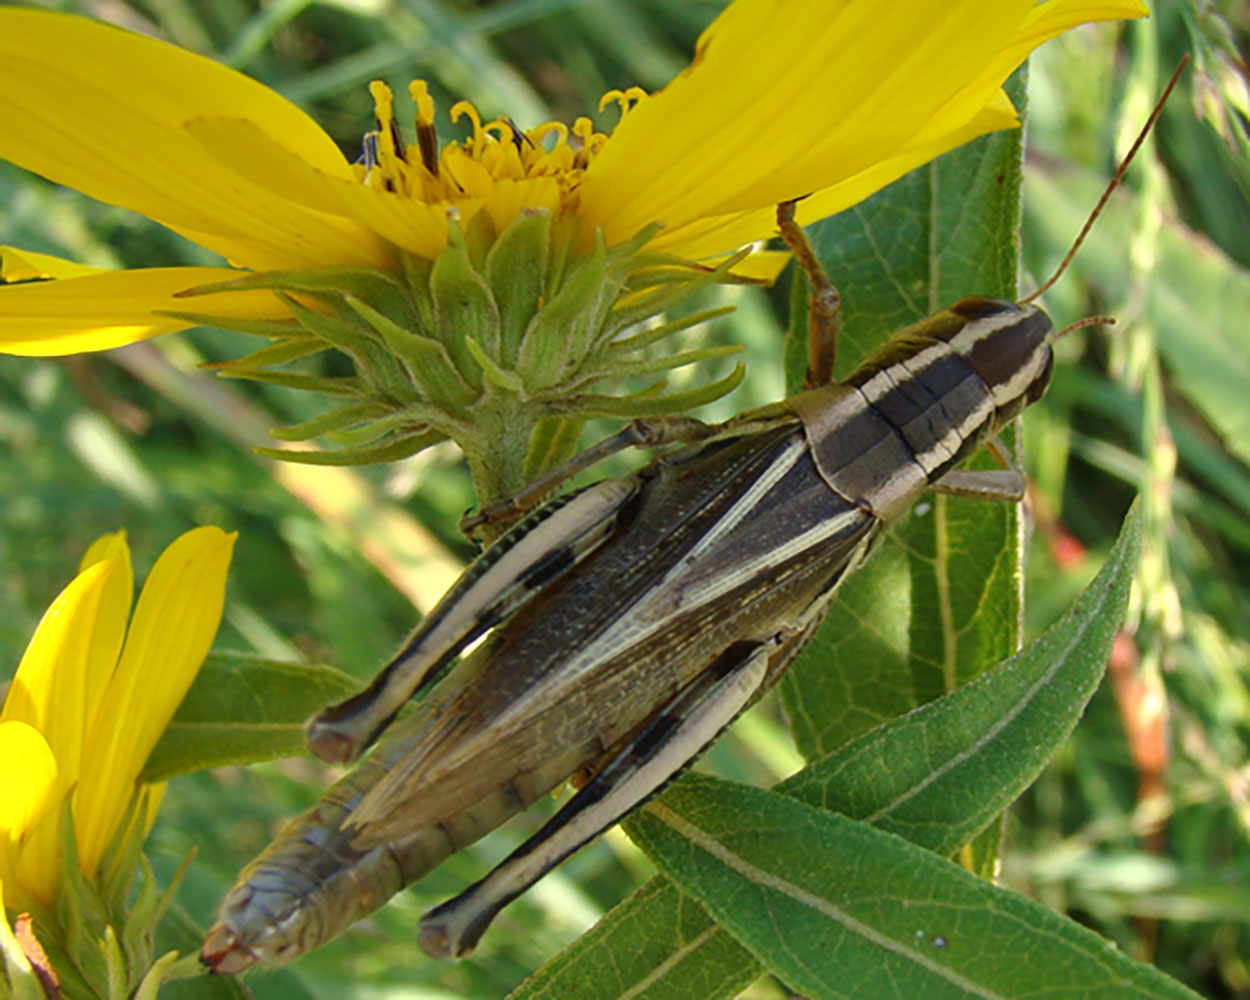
[849,338,994,481]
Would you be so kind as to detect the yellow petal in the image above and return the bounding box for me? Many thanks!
[790,93,1021,228]
[0,9,380,270]
[74,527,235,874]
[645,95,1017,261]
[0,247,103,281]
[0,722,58,903]
[727,249,792,283]
[140,783,167,836]
[2,559,121,781]
[582,0,1034,245]
[185,116,475,259]
[934,0,1151,134]
[184,116,355,217]
[482,178,563,236]
[2,545,131,904]
[0,265,292,356]
[319,185,480,260]
[0,723,58,839]
[79,530,132,575]
[75,532,135,737]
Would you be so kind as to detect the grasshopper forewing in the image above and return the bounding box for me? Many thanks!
[202,67,1183,972]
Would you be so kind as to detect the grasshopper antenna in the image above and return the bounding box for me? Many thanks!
[1051,314,1116,343]
[1022,55,1189,306]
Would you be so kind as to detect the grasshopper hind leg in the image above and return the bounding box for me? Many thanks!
[308,478,641,765]
[415,637,777,959]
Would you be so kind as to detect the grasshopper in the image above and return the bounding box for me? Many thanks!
[201,71,1179,973]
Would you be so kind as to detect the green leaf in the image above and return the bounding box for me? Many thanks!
[778,497,1142,856]
[485,208,552,368]
[506,879,756,1000]
[557,363,746,419]
[143,652,358,782]
[781,73,1028,763]
[524,501,1144,999]
[630,774,1199,1000]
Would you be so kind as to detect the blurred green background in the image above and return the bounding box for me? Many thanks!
[1,0,1248,997]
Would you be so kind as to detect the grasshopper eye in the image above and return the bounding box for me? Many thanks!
[1025,349,1056,406]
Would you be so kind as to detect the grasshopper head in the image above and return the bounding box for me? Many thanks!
[944,296,1055,432]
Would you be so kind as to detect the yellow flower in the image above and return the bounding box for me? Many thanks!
[0,527,235,909]
[0,0,1147,357]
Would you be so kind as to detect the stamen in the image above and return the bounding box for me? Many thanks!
[450,101,486,157]
[482,120,526,177]
[367,80,405,190]
[524,123,571,174]
[503,118,534,153]
[572,117,596,169]
[410,81,440,176]
[410,80,436,127]
[598,86,647,119]
[530,121,568,147]
[389,117,408,164]
[369,81,399,160]
[361,132,379,174]
[350,76,603,243]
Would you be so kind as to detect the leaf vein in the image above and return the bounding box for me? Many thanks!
[648,803,1004,999]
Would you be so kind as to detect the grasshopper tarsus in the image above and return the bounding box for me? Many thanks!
[305,720,359,766]
[777,198,841,388]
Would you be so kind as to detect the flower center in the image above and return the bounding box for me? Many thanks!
[358,80,645,223]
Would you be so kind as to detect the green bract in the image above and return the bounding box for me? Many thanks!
[172,211,750,514]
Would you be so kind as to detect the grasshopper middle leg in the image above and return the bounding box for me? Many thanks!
[460,416,716,536]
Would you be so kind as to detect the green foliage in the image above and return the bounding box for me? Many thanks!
[631,772,1195,1000]
[144,653,359,783]
[521,502,1149,998]
[2,2,1248,998]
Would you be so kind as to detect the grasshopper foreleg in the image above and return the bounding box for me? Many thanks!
[776,199,841,389]
[308,478,641,764]
[415,637,777,959]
